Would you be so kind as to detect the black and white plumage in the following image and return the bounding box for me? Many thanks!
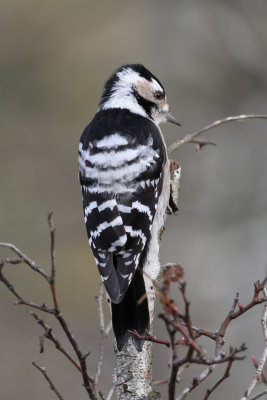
[78,64,180,351]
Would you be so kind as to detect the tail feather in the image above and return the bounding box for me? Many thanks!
[111,269,149,351]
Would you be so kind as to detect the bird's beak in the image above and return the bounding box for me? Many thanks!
[160,103,181,126]
[164,112,181,126]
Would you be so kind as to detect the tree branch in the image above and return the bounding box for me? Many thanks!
[0,216,97,400]
[202,357,234,400]
[241,287,267,400]
[0,242,48,280]
[48,212,59,311]
[94,284,112,391]
[32,362,64,400]
[249,390,267,400]
[168,114,267,155]
[29,311,85,376]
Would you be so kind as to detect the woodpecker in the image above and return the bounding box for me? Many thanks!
[78,64,180,351]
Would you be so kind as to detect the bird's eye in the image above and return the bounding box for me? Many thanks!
[154,90,164,101]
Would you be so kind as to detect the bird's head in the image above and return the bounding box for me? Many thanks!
[98,64,181,127]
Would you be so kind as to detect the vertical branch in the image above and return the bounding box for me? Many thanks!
[32,362,64,400]
[203,358,234,400]
[94,284,112,391]
[0,217,98,400]
[166,322,179,400]
[241,286,267,400]
[48,212,59,311]
[48,212,56,284]
[215,293,239,358]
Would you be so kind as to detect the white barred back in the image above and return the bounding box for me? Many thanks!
[79,108,167,303]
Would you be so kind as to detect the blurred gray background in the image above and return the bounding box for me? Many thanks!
[1,1,267,399]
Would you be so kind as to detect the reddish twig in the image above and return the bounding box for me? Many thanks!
[171,319,203,357]
[174,346,246,400]
[155,266,266,400]
[166,322,179,400]
[176,365,216,400]
[203,357,235,400]
[216,279,267,358]
[129,330,171,347]
[29,311,87,377]
[47,212,59,311]
[0,242,48,280]
[153,378,169,387]
[186,325,217,341]
[168,114,267,155]
[231,279,267,319]
[32,362,64,400]
[0,261,55,314]
[215,292,240,358]
[0,215,97,400]
[106,372,132,400]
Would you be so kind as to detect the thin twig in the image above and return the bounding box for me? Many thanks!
[191,138,217,151]
[203,357,235,400]
[0,242,48,280]
[175,345,245,399]
[176,363,190,383]
[215,292,239,358]
[0,261,55,314]
[160,314,203,357]
[185,324,217,341]
[153,378,169,386]
[94,284,112,391]
[180,282,195,341]
[167,319,179,400]
[104,320,112,337]
[172,320,204,357]
[241,286,267,400]
[231,279,267,320]
[50,292,96,398]
[173,345,246,370]
[106,373,132,400]
[176,365,216,400]
[175,346,246,400]
[47,212,59,311]
[48,212,56,285]
[0,215,97,400]
[32,362,64,400]
[182,281,267,347]
[29,311,84,375]
[168,114,267,155]
[252,357,267,385]
[97,284,105,332]
[3,257,24,265]
[249,390,267,400]
[129,330,171,347]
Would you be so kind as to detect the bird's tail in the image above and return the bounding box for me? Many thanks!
[111,269,149,351]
